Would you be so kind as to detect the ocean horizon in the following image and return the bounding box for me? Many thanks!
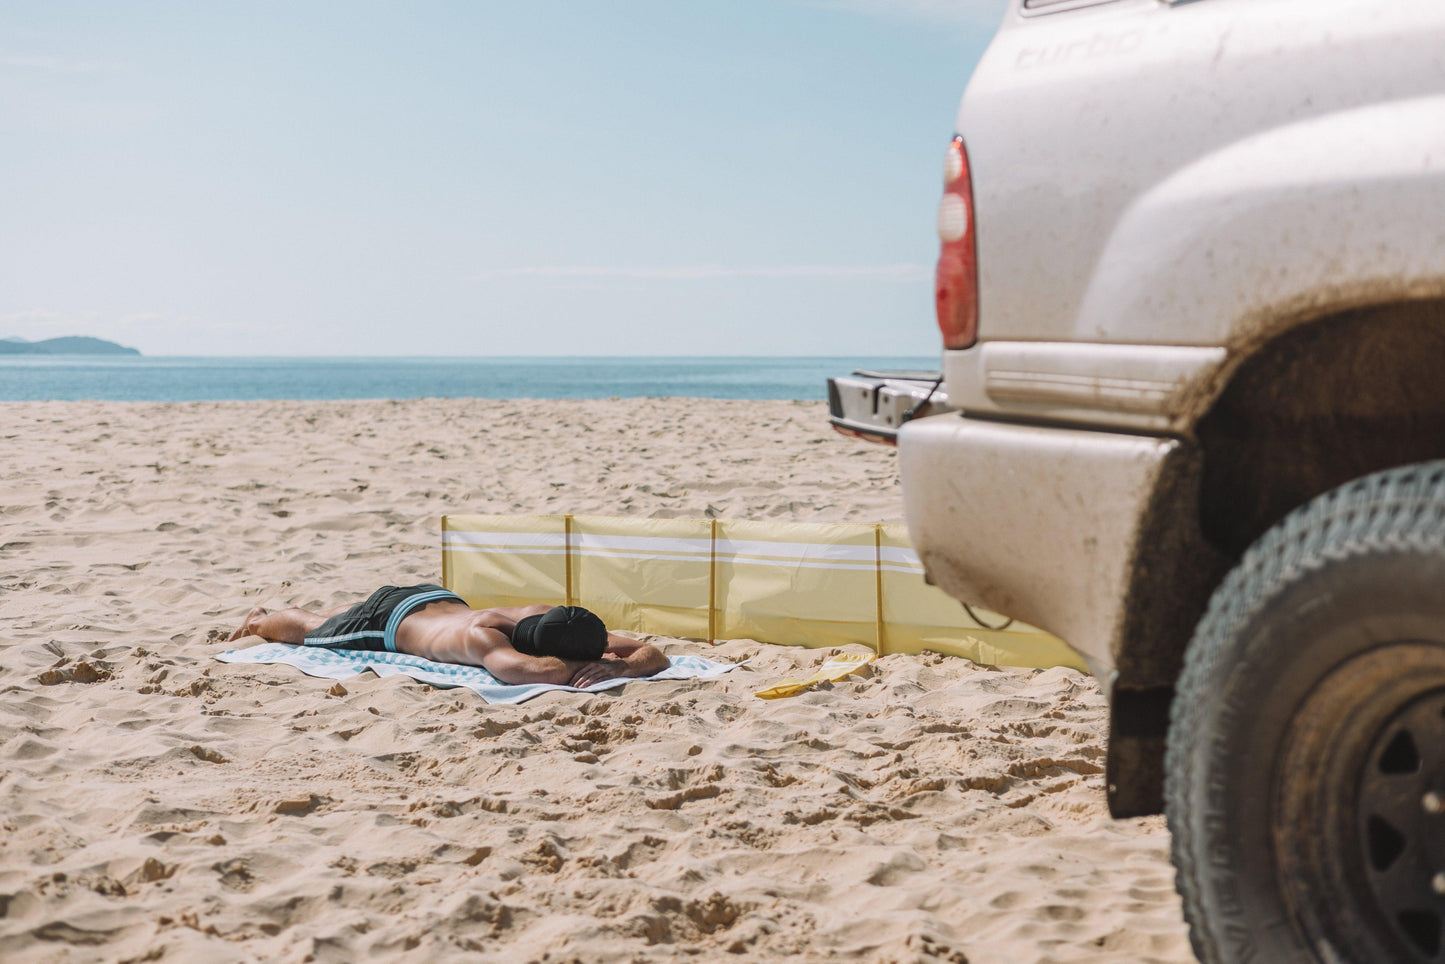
[0,355,937,403]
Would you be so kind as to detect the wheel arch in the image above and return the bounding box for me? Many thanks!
[1106,296,1445,817]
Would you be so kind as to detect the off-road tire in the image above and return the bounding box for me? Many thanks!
[1165,461,1445,964]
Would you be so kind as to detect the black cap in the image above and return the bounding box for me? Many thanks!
[511,606,607,661]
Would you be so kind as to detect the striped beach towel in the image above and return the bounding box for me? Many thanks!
[214,643,736,705]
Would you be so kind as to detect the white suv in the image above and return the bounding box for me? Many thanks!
[834,1,1445,961]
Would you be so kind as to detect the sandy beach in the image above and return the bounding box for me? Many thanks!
[0,398,1191,962]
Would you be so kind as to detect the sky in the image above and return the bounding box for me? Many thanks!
[1,1,1009,356]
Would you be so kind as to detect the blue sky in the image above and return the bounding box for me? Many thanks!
[1,1,1008,356]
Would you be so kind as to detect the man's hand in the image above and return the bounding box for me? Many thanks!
[569,644,671,688]
[569,655,631,689]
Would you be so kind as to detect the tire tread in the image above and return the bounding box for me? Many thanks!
[1164,460,1445,964]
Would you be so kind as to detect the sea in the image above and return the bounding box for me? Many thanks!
[0,355,938,403]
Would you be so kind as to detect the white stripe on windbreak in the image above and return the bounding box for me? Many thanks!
[714,538,877,564]
[724,556,877,572]
[445,532,898,571]
[443,544,569,557]
[879,562,926,575]
[573,548,713,564]
[446,531,888,563]
[574,532,712,555]
[446,545,874,570]
[445,538,712,561]
[583,538,878,570]
[443,530,566,549]
[879,545,921,566]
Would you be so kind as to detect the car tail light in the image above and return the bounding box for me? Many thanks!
[935,135,978,349]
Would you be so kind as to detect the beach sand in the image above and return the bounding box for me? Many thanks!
[0,398,1192,962]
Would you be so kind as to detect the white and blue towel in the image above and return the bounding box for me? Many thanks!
[214,643,737,705]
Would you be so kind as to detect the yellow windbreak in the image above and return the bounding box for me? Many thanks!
[570,514,712,641]
[877,524,1087,670]
[713,519,880,650]
[441,514,1085,670]
[441,514,569,610]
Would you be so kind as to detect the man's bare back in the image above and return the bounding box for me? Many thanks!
[229,589,669,688]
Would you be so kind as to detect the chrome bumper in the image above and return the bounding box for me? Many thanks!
[827,370,953,444]
[898,412,1180,686]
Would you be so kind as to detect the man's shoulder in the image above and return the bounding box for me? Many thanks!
[464,617,512,650]
[469,609,514,633]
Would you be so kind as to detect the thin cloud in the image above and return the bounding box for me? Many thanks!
[0,311,249,345]
[1,310,99,336]
[0,52,103,73]
[488,264,930,282]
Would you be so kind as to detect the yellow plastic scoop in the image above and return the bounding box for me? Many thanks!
[754,651,877,700]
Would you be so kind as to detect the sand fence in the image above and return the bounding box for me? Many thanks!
[442,513,1086,671]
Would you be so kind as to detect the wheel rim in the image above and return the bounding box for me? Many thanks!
[1273,642,1445,963]
[1357,687,1445,961]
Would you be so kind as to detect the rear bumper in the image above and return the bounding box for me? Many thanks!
[897,411,1181,687]
[827,370,953,444]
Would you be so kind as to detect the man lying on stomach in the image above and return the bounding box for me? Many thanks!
[228,584,669,687]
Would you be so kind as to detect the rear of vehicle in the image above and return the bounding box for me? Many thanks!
[885,1,1445,961]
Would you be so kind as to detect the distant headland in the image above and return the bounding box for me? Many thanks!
[0,336,140,356]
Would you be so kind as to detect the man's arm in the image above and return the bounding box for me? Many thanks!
[452,625,669,688]
[435,624,583,685]
[603,632,661,658]
[570,641,670,688]
[480,645,586,686]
